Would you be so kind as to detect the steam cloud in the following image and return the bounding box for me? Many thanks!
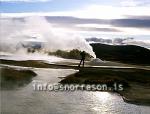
[0,16,96,57]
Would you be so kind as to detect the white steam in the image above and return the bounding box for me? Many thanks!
[0,16,95,57]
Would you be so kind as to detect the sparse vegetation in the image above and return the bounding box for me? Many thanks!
[47,49,93,60]
[26,48,93,60]
[1,67,37,89]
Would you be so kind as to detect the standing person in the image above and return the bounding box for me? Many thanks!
[78,51,86,67]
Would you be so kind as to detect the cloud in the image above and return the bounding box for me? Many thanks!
[45,16,121,32]
[111,19,150,28]
[1,14,150,35]
[120,0,150,7]
[45,16,109,25]
[125,15,150,20]
[73,27,120,32]
[45,16,150,29]
[121,0,142,7]
[1,4,150,19]
[0,0,51,2]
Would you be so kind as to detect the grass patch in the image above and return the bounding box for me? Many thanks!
[60,68,150,85]
[1,67,36,89]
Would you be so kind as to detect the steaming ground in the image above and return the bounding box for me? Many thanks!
[0,51,64,63]
[0,16,96,58]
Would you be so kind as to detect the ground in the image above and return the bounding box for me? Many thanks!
[1,59,150,105]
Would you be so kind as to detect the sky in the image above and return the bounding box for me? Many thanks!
[1,0,150,40]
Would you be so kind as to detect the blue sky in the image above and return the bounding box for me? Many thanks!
[1,0,91,13]
[1,0,118,13]
[1,0,150,40]
[2,0,149,13]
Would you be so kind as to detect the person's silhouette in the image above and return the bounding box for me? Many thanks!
[78,51,86,67]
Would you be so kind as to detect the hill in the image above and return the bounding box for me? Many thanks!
[90,43,150,65]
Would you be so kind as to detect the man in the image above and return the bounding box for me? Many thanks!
[78,51,86,67]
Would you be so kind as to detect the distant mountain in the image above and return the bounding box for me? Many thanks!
[86,37,113,44]
[86,37,134,45]
[90,43,150,65]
